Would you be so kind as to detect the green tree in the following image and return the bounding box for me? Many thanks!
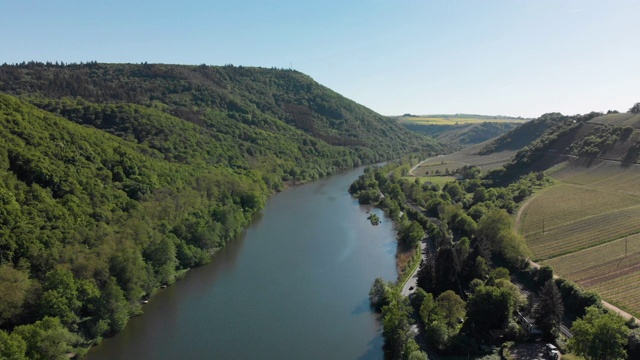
[419,292,438,325]
[466,285,516,332]
[98,277,130,334]
[0,329,27,360]
[369,277,392,311]
[569,305,629,360]
[39,267,81,326]
[533,280,564,341]
[13,316,81,360]
[407,349,429,360]
[630,102,640,114]
[436,290,466,328]
[382,294,413,360]
[0,265,32,326]
[400,221,425,249]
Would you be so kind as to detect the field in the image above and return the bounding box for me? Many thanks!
[398,115,527,126]
[411,141,519,176]
[518,158,640,317]
[590,112,640,128]
[544,234,640,316]
[405,175,457,187]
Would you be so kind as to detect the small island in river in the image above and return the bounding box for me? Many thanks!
[367,213,380,225]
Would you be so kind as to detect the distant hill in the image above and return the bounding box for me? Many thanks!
[397,114,527,151]
[0,62,441,356]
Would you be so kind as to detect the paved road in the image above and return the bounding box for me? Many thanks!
[401,240,426,297]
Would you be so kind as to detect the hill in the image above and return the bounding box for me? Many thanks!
[409,105,640,318]
[397,114,527,151]
[0,62,441,356]
[501,108,640,317]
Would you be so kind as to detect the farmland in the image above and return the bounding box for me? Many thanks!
[544,234,640,316]
[398,114,527,126]
[411,141,519,177]
[518,159,640,317]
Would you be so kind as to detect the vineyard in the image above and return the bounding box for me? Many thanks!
[519,160,640,317]
[411,141,518,176]
[543,234,640,316]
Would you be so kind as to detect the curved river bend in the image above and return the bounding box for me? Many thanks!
[88,166,397,360]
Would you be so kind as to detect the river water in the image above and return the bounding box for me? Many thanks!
[87,166,397,360]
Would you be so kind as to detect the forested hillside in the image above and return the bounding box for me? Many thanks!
[0,62,440,358]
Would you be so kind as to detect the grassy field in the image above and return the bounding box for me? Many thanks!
[519,159,640,317]
[398,115,527,126]
[410,141,519,177]
[405,175,457,187]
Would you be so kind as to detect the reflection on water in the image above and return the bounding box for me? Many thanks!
[88,166,397,360]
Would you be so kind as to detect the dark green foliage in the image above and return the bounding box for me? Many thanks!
[369,277,393,312]
[13,316,82,360]
[0,328,27,360]
[466,285,517,332]
[536,265,554,286]
[533,280,564,341]
[630,102,640,114]
[0,62,442,356]
[478,113,567,155]
[476,209,529,268]
[554,278,601,318]
[569,125,624,157]
[419,290,466,350]
[482,113,582,183]
[382,293,413,359]
[569,306,630,360]
[399,221,425,249]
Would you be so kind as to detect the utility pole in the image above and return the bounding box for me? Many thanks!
[626,236,628,256]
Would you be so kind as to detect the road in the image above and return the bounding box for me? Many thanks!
[401,240,426,297]
[409,155,443,176]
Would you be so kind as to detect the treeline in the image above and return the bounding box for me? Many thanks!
[357,159,638,358]
[353,161,550,358]
[0,63,440,358]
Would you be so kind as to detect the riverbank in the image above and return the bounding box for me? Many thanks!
[88,164,397,360]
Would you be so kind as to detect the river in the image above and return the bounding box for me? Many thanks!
[87,166,398,360]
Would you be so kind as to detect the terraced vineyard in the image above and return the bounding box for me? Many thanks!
[519,159,640,317]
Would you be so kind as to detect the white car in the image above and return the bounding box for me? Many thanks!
[545,344,560,360]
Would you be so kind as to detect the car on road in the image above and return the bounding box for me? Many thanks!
[545,344,560,359]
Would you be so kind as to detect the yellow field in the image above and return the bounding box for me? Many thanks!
[519,159,640,317]
[399,116,526,126]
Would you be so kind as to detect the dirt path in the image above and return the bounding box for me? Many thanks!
[409,155,443,176]
[527,259,638,322]
[514,194,535,234]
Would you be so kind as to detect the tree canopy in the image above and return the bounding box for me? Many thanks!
[569,306,630,360]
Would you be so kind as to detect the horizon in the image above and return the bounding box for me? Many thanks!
[2,0,638,118]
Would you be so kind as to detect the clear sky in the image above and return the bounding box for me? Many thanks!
[1,0,638,118]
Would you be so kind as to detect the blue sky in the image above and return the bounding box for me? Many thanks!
[1,0,638,117]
